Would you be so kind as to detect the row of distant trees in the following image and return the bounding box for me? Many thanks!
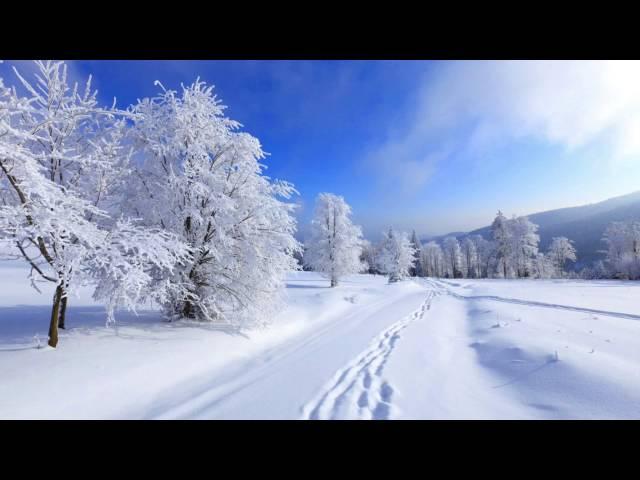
[301,195,640,285]
[302,202,577,284]
[360,212,576,280]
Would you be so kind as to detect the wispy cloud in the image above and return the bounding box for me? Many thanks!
[365,60,640,193]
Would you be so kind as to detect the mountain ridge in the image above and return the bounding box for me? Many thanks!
[422,190,640,268]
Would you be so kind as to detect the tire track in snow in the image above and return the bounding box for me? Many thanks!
[432,280,640,321]
[301,288,437,420]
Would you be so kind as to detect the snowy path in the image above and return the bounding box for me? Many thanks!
[301,290,437,420]
[143,277,432,420]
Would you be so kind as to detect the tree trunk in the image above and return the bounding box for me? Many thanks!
[58,293,68,329]
[48,285,63,348]
[330,276,338,287]
[182,300,194,319]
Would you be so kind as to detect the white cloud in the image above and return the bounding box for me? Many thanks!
[367,60,640,191]
[366,138,447,193]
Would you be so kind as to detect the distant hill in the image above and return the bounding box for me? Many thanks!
[424,191,640,269]
[420,231,466,243]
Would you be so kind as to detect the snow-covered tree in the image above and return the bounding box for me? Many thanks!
[292,248,305,270]
[125,78,301,327]
[377,228,416,283]
[461,237,478,278]
[360,239,380,275]
[442,236,462,278]
[547,236,577,277]
[0,61,184,347]
[409,230,422,277]
[531,253,554,279]
[593,260,609,279]
[579,261,609,280]
[602,222,632,270]
[509,216,540,278]
[471,235,494,278]
[491,211,512,278]
[304,193,364,287]
[88,220,188,325]
[602,221,640,279]
[420,241,444,278]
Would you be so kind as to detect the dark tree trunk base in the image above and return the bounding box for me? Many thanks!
[58,295,68,329]
[48,285,63,348]
[182,301,194,319]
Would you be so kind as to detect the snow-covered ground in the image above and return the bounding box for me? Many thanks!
[1,268,640,419]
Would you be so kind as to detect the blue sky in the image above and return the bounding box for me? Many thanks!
[3,60,639,239]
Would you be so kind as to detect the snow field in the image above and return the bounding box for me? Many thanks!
[2,270,640,419]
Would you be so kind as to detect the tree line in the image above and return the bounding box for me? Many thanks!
[302,197,640,285]
[359,211,577,280]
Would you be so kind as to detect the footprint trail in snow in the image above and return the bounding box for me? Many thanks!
[301,288,437,420]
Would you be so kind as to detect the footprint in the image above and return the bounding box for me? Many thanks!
[372,402,391,420]
[380,382,394,403]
